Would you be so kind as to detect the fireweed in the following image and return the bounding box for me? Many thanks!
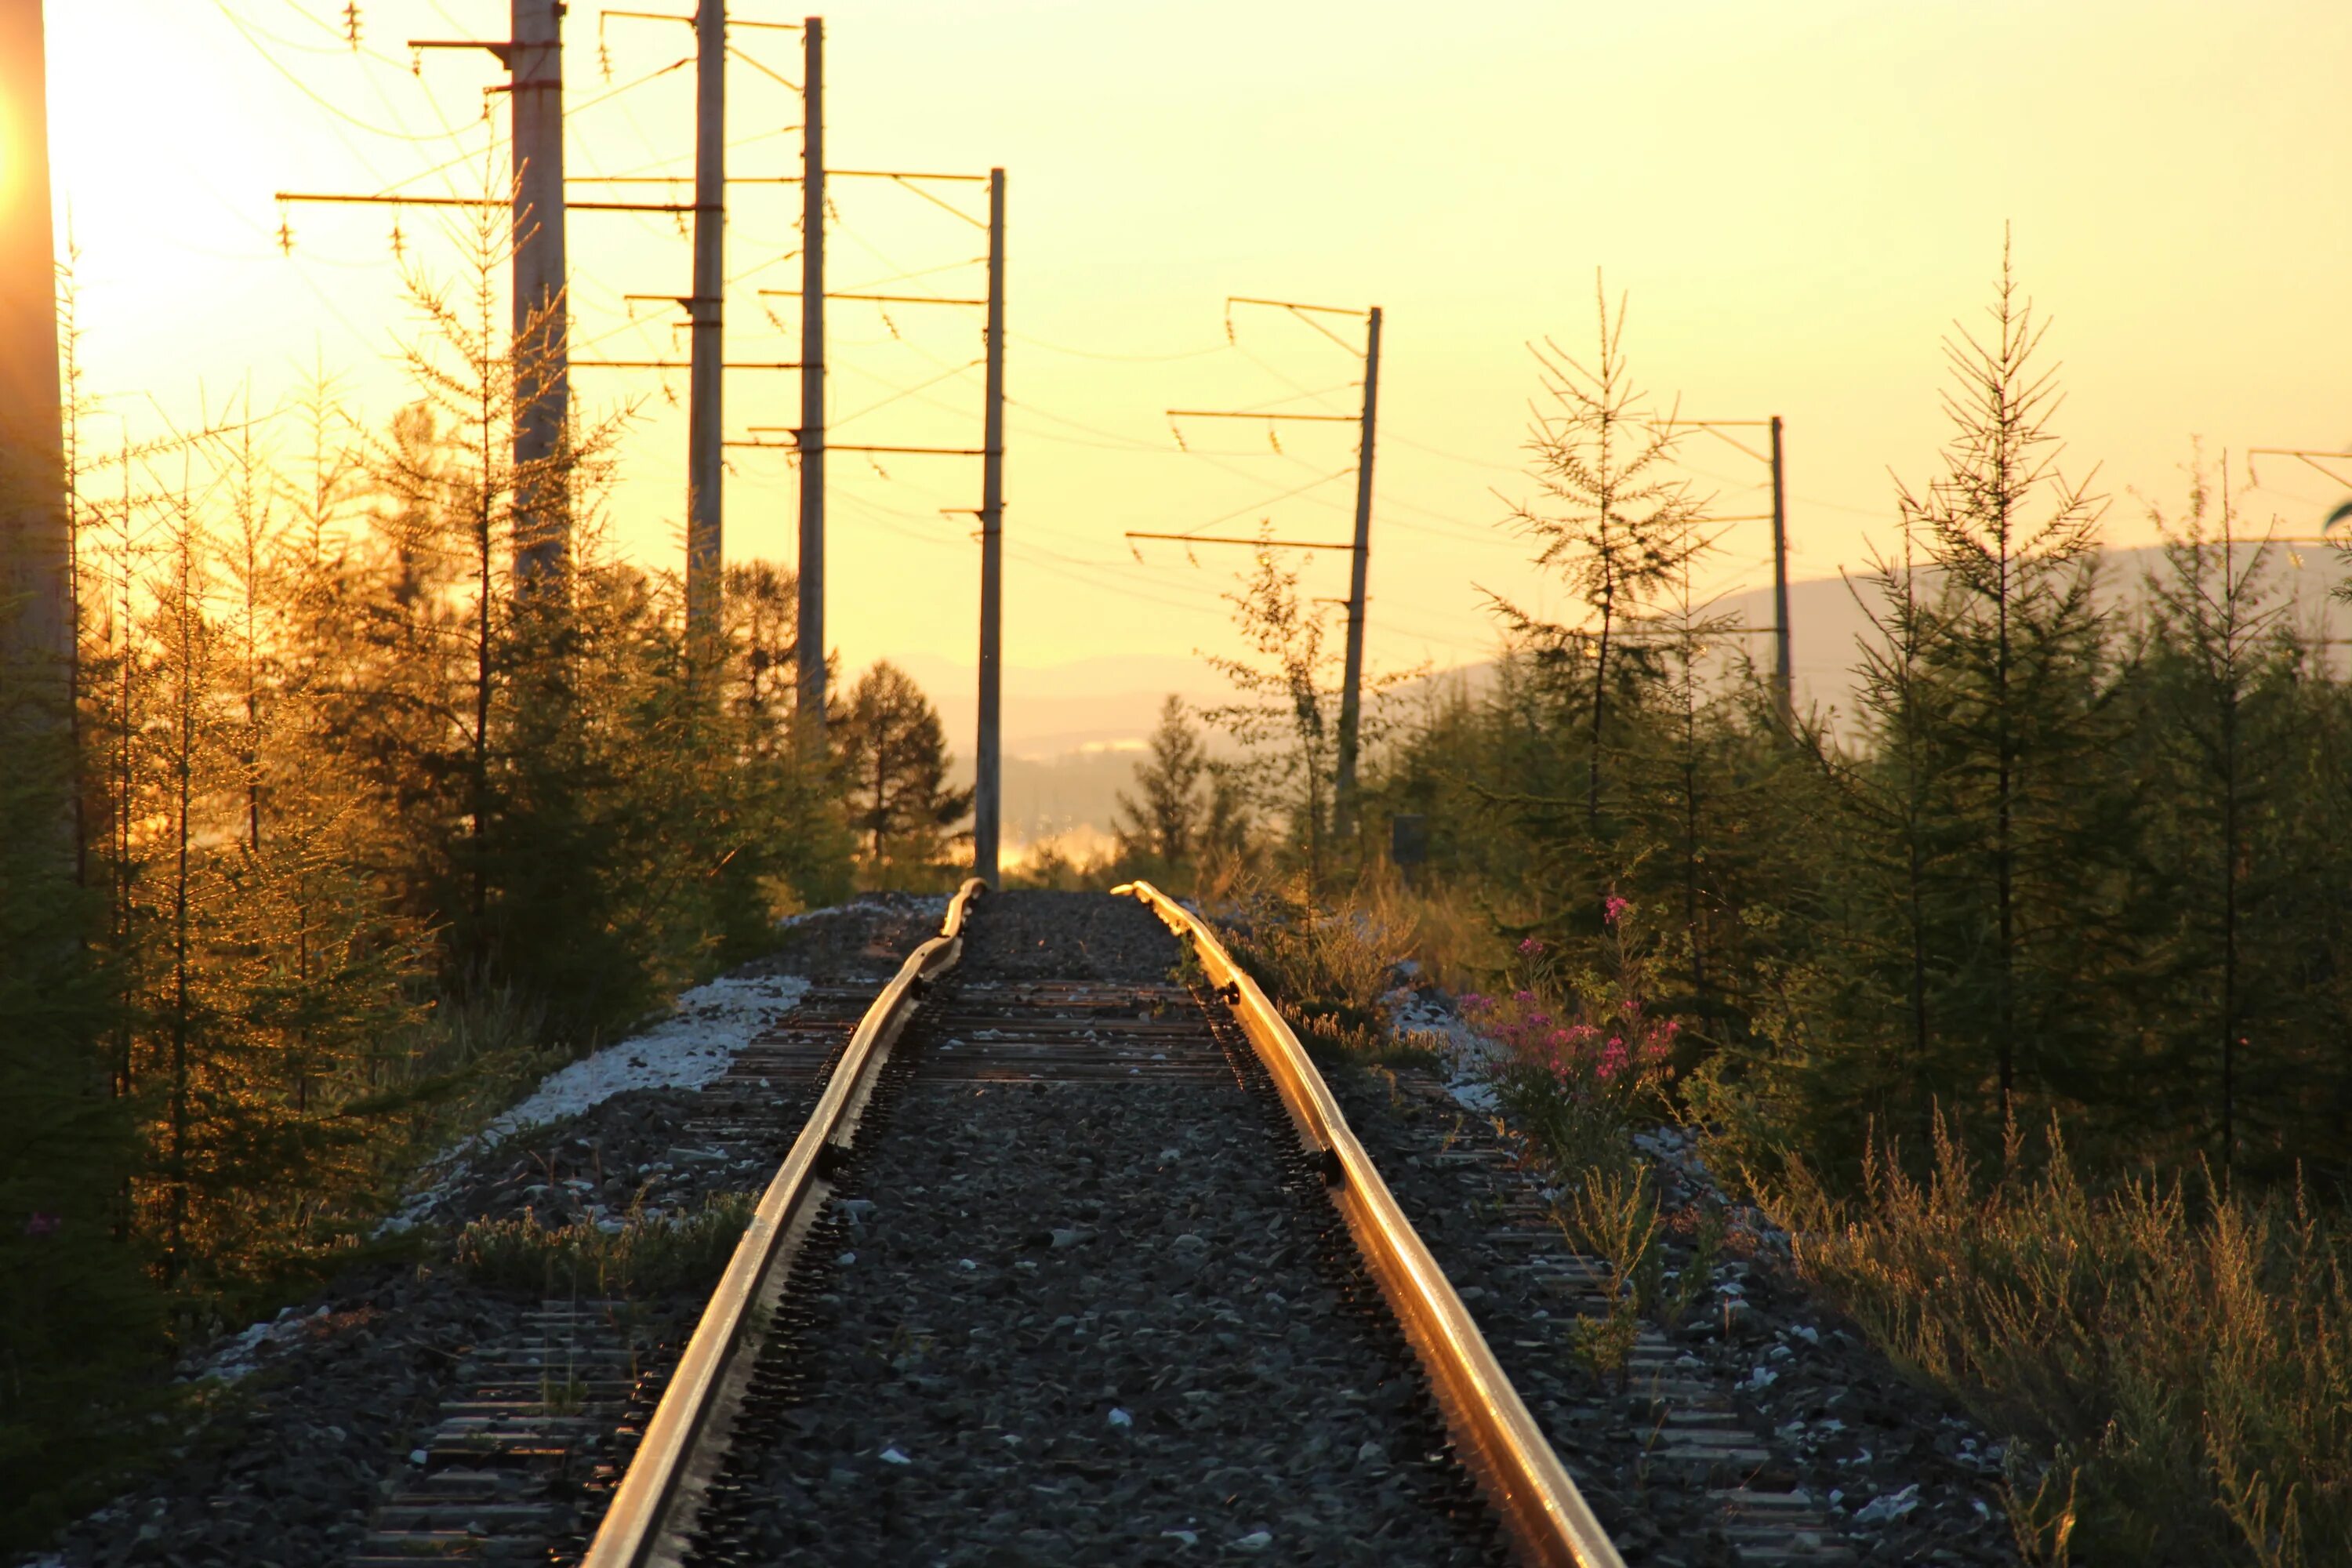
[1468,897,1678,1175]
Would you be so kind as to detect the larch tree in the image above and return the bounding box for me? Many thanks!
[1500,274,1708,857]
[1898,234,2112,1120]
[2137,456,2285,1180]
[1114,695,1207,873]
[840,660,971,880]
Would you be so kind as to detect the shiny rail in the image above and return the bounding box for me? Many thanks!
[583,878,1623,1568]
[581,879,986,1568]
[1115,880,1626,1568]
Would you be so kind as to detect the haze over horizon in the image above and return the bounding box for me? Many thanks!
[40,0,2352,702]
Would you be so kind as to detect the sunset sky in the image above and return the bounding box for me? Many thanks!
[40,0,2352,697]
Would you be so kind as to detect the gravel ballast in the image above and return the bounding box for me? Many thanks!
[22,898,938,1568]
[689,891,1508,1566]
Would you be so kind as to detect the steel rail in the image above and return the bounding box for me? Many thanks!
[1113,880,1627,1568]
[582,880,987,1568]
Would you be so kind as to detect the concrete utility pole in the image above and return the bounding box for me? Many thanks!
[0,0,67,691]
[1141,296,1385,852]
[973,169,1007,884]
[684,1,725,649]
[1768,415,1792,723]
[509,0,569,589]
[1333,305,1382,834]
[794,15,828,742]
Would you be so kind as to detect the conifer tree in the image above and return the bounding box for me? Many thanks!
[1114,695,1207,875]
[840,660,971,881]
[1500,274,1707,862]
[2134,458,2286,1178]
[1201,543,1359,883]
[1896,235,2114,1119]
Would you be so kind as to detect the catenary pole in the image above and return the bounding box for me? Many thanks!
[1333,305,1381,837]
[1769,414,1791,723]
[974,169,1007,884]
[684,1,725,652]
[0,0,65,691]
[510,0,569,590]
[794,16,827,742]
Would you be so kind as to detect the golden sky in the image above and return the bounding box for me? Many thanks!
[42,0,2352,691]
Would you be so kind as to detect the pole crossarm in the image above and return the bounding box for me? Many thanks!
[276,191,702,213]
[1227,295,1369,318]
[742,434,985,456]
[832,169,989,183]
[2248,448,2352,488]
[408,37,516,62]
[1650,420,1769,463]
[759,289,983,305]
[1126,530,1356,551]
[568,175,804,186]
[1166,408,1357,423]
[575,359,802,369]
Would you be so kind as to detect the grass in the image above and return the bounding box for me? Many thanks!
[453,1192,757,1300]
[1759,1113,2352,1567]
[1203,868,1439,1062]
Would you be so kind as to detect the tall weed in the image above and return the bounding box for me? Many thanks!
[1762,1113,2351,1566]
[453,1192,755,1300]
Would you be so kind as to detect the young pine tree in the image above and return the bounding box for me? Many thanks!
[1200,541,1378,885]
[1897,235,2119,1122]
[2132,457,2287,1179]
[1499,274,1708,879]
[840,660,971,884]
[1114,695,1207,880]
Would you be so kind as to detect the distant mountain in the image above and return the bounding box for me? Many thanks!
[898,543,2352,855]
[1716,542,2352,721]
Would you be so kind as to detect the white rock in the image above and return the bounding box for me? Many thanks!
[1853,1484,1920,1524]
[879,1445,912,1465]
[1160,1530,1199,1547]
[1232,1531,1273,1552]
[1107,1407,1133,1427]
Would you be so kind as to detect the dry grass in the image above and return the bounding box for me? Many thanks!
[1761,1114,2352,1566]
[1206,869,1414,1047]
[453,1193,755,1300]
[1198,866,1509,1047]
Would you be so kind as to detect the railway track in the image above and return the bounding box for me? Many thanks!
[577,883,1623,1568]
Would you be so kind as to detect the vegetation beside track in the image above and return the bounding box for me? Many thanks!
[1034,252,2352,1566]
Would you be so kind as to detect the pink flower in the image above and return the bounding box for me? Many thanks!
[1518,935,1546,956]
[1603,895,1631,925]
